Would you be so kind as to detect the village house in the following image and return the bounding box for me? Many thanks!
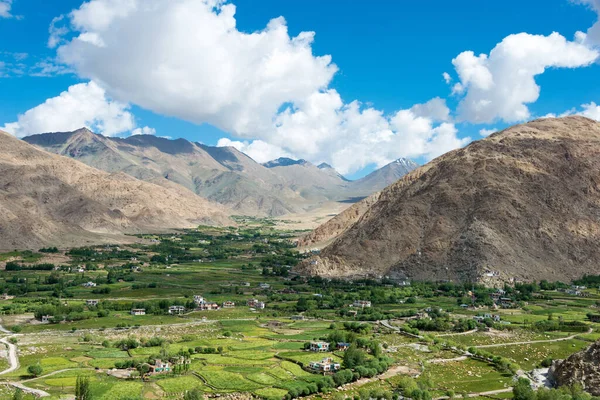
[291,315,305,321]
[222,301,235,308]
[131,308,146,316]
[309,341,330,352]
[247,299,266,309]
[193,295,205,306]
[258,283,271,289]
[149,359,171,374]
[309,358,341,373]
[168,305,185,315]
[197,302,220,311]
[336,342,351,351]
[352,300,372,308]
[82,281,96,287]
[86,299,99,307]
[41,315,53,323]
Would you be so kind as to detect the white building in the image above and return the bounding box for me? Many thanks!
[131,308,146,316]
[168,306,185,315]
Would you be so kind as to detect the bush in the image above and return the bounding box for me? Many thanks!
[27,364,43,377]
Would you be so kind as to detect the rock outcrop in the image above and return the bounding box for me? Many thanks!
[551,340,600,395]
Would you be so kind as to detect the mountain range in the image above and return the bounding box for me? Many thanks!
[23,129,418,216]
[0,129,230,250]
[295,116,600,283]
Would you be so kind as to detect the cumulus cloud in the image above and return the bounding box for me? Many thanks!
[573,0,600,47]
[47,0,470,174]
[442,72,452,84]
[267,91,468,174]
[479,128,497,137]
[0,0,13,18]
[451,32,598,124]
[131,126,156,136]
[1,81,137,137]
[217,138,292,163]
[56,0,337,137]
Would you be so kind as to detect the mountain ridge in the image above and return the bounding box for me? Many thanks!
[295,116,600,283]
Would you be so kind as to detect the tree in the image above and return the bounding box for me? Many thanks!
[27,363,43,377]
[184,388,203,400]
[76,375,91,400]
[513,378,535,400]
[343,345,366,369]
[12,388,23,400]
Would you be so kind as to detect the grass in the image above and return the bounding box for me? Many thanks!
[425,359,513,393]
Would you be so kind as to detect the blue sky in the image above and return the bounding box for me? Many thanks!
[1,0,599,179]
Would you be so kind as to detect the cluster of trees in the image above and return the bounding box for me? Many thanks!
[5,262,55,271]
[532,320,589,332]
[513,378,599,400]
[39,246,59,253]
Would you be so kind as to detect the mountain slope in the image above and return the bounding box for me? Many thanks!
[24,129,303,216]
[0,129,231,249]
[295,116,600,283]
[25,130,418,216]
[351,158,419,195]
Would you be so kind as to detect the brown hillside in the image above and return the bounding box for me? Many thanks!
[0,129,231,249]
[295,117,600,283]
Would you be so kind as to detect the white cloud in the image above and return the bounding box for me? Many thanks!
[410,97,451,122]
[217,138,291,163]
[553,101,600,120]
[573,0,600,47]
[56,0,337,137]
[442,72,452,84]
[268,91,468,174]
[452,32,598,124]
[1,81,136,138]
[479,128,497,137]
[49,0,471,174]
[131,126,156,136]
[0,0,13,18]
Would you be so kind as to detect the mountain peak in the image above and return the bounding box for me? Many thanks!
[317,162,333,169]
[262,157,309,168]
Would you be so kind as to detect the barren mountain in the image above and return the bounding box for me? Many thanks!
[25,130,418,216]
[24,129,301,216]
[351,158,419,196]
[0,129,231,249]
[551,340,600,395]
[295,117,600,283]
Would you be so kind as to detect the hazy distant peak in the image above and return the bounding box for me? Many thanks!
[317,162,333,169]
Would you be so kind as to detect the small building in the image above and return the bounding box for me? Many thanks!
[222,301,235,308]
[473,316,485,323]
[41,315,53,323]
[352,300,372,308]
[309,357,340,373]
[460,304,469,308]
[149,359,171,374]
[483,313,501,322]
[309,341,330,352]
[86,299,99,307]
[291,315,305,321]
[259,283,271,289]
[247,299,265,309]
[193,295,205,306]
[131,308,146,316]
[336,342,351,351]
[168,305,185,315]
[82,281,97,287]
[197,302,220,311]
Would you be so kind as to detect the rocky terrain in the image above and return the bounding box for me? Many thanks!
[551,340,600,395]
[0,129,231,249]
[24,130,417,216]
[295,117,600,283]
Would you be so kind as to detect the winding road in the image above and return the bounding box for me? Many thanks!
[0,323,50,398]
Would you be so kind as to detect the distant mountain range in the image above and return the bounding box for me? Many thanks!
[23,129,418,216]
[296,116,600,283]
[0,129,230,250]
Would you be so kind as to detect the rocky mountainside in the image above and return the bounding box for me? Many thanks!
[24,130,418,216]
[295,117,600,283]
[0,129,231,249]
[551,340,600,395]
